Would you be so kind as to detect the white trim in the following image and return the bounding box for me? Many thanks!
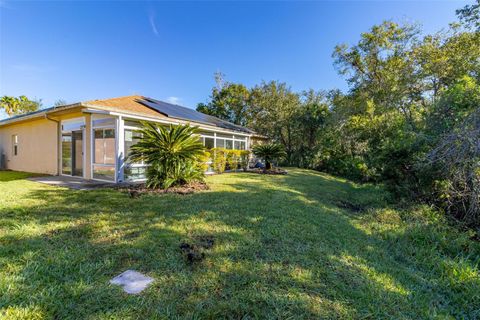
[82,126,87,179]
[116,116,125,182]
[89,116,93,179]
[90,116,118,183]
[82,108,110,115]
[85,108,253,138]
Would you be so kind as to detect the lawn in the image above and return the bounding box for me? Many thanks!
[1,169,479,319]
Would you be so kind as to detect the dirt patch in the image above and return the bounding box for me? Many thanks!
[179,235,216,264]
[119,181,209,197]
[249,168,288,175]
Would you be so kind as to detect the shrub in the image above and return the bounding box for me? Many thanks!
[252,143,286,170]
[199,151,211,172]
[129,123,206,189]
[211,148,227,173]
[239,150,251,171]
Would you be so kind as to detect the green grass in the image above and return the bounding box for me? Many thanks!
[1,169,479,319]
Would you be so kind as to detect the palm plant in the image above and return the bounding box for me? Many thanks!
[129,123,206,189]
[252,143,286,170]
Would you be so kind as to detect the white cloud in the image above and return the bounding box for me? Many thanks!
[166,96,181,105]
[148,12,159,37]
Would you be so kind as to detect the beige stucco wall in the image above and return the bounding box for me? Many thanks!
[0,118,59,174]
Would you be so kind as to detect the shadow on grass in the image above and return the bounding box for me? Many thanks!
[1,169,479,318]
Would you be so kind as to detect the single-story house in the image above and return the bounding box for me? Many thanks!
[0,95,264,182]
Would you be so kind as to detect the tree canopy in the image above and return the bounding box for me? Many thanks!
[0,95,41,116]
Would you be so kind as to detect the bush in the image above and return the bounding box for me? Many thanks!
[239,150,251,171]
[252,143,286,170]
[212,148,227,173]
[211,149,251,173]
[129,123,206,189]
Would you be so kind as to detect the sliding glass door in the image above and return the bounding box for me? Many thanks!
[61,130,83,176]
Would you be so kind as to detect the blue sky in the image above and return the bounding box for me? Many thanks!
[0,0,471,117]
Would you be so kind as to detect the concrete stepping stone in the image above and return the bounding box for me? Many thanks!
[110,270,154,294]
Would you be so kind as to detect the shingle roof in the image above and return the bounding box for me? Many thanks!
[84,95,164,119]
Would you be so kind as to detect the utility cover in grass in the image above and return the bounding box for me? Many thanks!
[110,270,154,294]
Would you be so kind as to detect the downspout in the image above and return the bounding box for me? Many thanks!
[45,113,61,176]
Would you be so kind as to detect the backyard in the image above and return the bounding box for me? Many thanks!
[1,169,479,319]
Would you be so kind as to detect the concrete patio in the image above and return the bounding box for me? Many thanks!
[28,175,116,190]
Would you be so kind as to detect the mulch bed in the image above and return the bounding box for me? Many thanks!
[119,181,209,197]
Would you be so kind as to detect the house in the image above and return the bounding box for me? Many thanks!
[0,95,264,182]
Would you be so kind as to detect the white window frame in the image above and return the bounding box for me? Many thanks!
[91,115,117,182]
[123,123,149,182]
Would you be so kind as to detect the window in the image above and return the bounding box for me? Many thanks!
[124,166,147,181]
[92,117,115,127]
[204,137,215,149]
[234,140,246,150]
[93,128,116,180]
[225,140,233,149]
[124,120,141,127]
[12,135,18,156]
[216,133,234,139]
[216,139,225,148]
[124,129,147,181]
[124,130,142,161]
[94,129,115,165]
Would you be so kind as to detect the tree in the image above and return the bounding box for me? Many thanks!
[128,123,206,189]
[249,81,301,164]
[252,143,286,170]
[428,107,480,225]
[333,21,422,130]
[294,90,330,167]
[457,0,480,31]
[196,73,250,126]
[0,95,41,116]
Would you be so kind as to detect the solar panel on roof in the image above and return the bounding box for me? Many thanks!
[137,97,253,134]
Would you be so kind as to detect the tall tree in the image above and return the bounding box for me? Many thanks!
[0,95,41,116]
[249,81,301,164]
[196,73,250,126]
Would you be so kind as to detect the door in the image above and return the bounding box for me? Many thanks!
[61,130,83,176]
[72,130,83,176]
[61,133,72,175]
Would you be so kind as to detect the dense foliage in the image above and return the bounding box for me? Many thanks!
[197,3,480,227]
[129,123,206,189]
[211,148,250,173]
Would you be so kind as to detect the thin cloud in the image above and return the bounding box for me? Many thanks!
[166,96,181,105]
[148,12,159,37]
